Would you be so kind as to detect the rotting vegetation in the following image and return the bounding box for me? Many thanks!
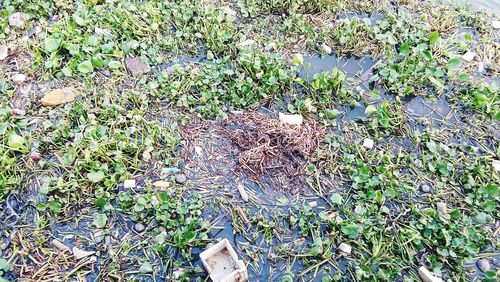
[0,0,499,281]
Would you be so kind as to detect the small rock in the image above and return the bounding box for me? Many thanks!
[492,20,500,29]
[31,151,42,161]
[320,43,332,54]
[41,87,76,106]
[363,138,374,149]
[194,146,202,155]
[125,57,151,77]
[420,184,431,193]
[338,243,352,255]
[418,266,443,282]
[477,258,490,272]
[72,246,95,260]
[12,73,26,84]
[0,45,7,61]
[134,222,146,233]
[175,173,187,184]
[51,15,60,22]
[279,113,303,126]
[492,159,500,172]
[237,184,249,202]
[123,179,136,189]
[9,12,25,28]
[462,51,476,62]
[152,180,170,189]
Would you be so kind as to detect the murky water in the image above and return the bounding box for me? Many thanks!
[456,0,500,13]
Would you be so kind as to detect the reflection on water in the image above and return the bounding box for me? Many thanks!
[456,0,500,13]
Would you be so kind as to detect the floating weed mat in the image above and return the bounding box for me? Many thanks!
[181,112,324,189]
[221,112,324,178]
[4,230,95,281]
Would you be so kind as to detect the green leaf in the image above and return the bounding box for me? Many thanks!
[0,258,8,271]
[95,197,107,209]
[93,213,108,228]
[78,60,94,74]
[45,38,59,53]
[108,60,121,69]
[481,184,498,198]
[426,141,438,153]
[429,31,440,45]
[139,261,153,273]
[447,58,462,69]
[8,133,27,151]
[183,230,196,241]
[399,43,410,56]
[325,109,342,119]
[330,193,343,205]
[87,171,105,183]
[292,53,303,65]
[365,105,377,115]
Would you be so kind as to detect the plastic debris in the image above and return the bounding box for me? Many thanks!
[492,159,500,172]
[237,184,249,202]
[72,246,95,259]
[51,239,70,252]
[338,243,352,255]
[363,138,374,149]
[418,266,443,282]
[462,51,475,62]
[278,113,303,126]
[200,238,248,282]
[123,179,136,189]
[308,201,318,208]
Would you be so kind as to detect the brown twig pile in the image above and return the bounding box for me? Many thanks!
[220,112,324,177]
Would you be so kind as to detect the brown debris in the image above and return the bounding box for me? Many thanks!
[220,112,324,178]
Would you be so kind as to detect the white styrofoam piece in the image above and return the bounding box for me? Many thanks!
[200,238,248,282]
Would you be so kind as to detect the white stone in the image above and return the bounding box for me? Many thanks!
[363,138,374,149]
[492,20,500,29]
[308,201,318,208]
[123,179,136,188]
[72,246,95,260]
[12,73,26,84]
[195,146,203,155]
[462,51,476,62]
[418,266,443,282]
[0,45,7,61]
[9,12,25,28]
[492,160,500,172]
[320,43,332,54]
[279,113,303,126]
[338,243,352,255]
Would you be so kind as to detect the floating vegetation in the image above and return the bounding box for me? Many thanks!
[0,0,499,281]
